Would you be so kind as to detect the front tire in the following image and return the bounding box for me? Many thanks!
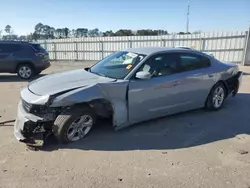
[53,106,96,143]
[206,83,226,110]
[17,64,34,79]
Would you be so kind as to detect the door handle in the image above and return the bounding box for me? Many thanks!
[208,74,214,78]
[172,81,180,86]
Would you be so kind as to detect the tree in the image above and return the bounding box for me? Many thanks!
[5,25,12,34]
[49,27,56,39]
[71,29,77,37]
[42,25,51,39]
[34,23,44,37]
[62,27,70,38]
[103,30,115,37]
[76,28,88,37]
[27,33,35,41]
[178,32,185,35]
[115,29,133,36]
[19,35,27,40]
[88,28,100,37]
[193,30,201,34]
[2,34,18,40]
[55,28,63,38]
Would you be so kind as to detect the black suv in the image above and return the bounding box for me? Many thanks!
[0,41,50,79]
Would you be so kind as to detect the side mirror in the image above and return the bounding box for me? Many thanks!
[84,67,90,71]
[135,71,151,80]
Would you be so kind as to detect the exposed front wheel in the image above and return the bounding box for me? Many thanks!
[17,64,34,79]
[206,83,226,110]
[53,107,96,143]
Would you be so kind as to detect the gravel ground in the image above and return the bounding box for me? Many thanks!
[0,62,250,188]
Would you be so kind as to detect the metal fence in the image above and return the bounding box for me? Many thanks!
[38,29,250,65]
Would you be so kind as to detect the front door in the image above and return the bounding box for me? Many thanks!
[128,53,186,123]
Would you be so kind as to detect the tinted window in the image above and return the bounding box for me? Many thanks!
[31,44,45,51]
[138,53,179,77]
[178,53,211,71]
[0,43,21,53]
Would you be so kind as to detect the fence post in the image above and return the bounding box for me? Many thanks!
[128,40,132,48]
[242,27,250,65]
[201,38,206,52]
[44,40,48,51]
[53,42,57,61]
[161,39,166,47]
[171,34,176,47]
[75,41,78,61]
[100,41,104,59]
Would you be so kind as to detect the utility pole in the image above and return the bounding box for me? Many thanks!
[186,1,190,33]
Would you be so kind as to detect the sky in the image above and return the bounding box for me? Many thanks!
[0,0,249,35]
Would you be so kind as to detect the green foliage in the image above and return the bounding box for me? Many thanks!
[1,23,200,41]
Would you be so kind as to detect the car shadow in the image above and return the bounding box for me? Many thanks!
[0,74,46,82]
[42,93,250,152]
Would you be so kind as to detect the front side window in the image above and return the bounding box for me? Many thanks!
[178,53,211,71]
[90,51,146,79]
[138,53,179,77]
[0,44,21,53]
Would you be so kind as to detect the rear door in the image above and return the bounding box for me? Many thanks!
[0,43,21,72]
[173,52,216,108]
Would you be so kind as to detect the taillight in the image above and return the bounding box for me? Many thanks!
[35,53,45,59]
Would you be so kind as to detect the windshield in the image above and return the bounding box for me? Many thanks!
[89,51,146,79]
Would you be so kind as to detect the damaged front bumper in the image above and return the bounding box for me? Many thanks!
[14,101,54,146]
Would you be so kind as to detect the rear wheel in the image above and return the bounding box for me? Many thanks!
[17,64,34,79]
[53,107,96,143]
[206,83,226,110]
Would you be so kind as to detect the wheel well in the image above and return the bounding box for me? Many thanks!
[73,99,114,118]
[15,62,34,73]
[88,99,114,118]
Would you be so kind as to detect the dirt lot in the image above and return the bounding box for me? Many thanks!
[0,63,250,188]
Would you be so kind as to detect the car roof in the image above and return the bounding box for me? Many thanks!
[124,47,198,55]
[0,40,34,45]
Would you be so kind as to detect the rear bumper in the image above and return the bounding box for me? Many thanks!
[35,62,51,72]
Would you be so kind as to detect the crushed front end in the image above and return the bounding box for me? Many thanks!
[14,88,62,147]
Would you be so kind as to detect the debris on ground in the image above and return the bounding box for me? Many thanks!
[118,178,123,182]
[0,119,15,126]
[237,149,249,155]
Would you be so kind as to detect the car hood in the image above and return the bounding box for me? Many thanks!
[28,69,116,96]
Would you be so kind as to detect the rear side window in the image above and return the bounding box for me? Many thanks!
[30,44,45,52]
[178,53,211,71]
[0,43,21,53]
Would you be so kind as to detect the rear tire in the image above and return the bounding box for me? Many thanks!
[53,106,96,143]
[206,82,226,110]
[17,64,34,79]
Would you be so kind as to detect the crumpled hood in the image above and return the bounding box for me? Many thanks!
[28,69,115,96]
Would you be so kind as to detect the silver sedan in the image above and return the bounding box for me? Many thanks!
[14,47,243,146]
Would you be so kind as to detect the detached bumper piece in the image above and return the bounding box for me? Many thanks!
[226,71,243,97]
[19,122,46,147]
